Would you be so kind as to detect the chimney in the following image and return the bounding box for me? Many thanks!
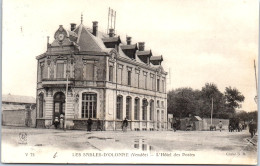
[138,42,145,51]
[92,21,98,36]
[70,23,76,31]
[126,36,132,45]
[109,29,115,37]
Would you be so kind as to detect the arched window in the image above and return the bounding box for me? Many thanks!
[116,95,123,119]
[39,93,44,118]
[134,98,140,120]
[150,100,154,121]
[142,99,148,120]
[82,93,97,118]
[126,97,132,120]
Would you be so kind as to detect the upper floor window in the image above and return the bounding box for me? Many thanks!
[143,72,147,89]
[109,66,113,82]
[157,79,160,92]
[157,100,160,108]
[117,64,123,84]
[40,62,44,81]
[84,61,94,80]
[56,62,65,78]
[162,79,165,92]
[127,71,131,86]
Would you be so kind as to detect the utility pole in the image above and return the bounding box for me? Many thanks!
[211,97,213,125]
[254,60,258,103]
[64,69,69,131]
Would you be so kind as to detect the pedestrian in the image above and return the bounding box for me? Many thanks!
[96,118,102,131]
[122,118,128,132]
[172,118,177,132]
[87,118,93,132]
[54,117,60,129]
[218,121,223,132]
[59,114,64,129]
[249,119,257,138]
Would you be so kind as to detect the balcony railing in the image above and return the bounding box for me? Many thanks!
[41,78,74,87]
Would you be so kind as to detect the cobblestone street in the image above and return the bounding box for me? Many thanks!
[1,126,257,164]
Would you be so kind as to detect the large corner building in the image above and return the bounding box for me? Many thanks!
[36,17,167,131]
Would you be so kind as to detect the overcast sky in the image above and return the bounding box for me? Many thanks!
[2,0,258,112]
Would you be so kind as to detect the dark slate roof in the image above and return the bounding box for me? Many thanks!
[74,24,108,52]
[102,37,121,43]
[150,55,163,61]
[136,50,152,56]
[120,44,138,50]
[2,94,36,104]
[68,30,78,37]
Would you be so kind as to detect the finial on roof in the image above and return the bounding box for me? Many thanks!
[81,13,83,24]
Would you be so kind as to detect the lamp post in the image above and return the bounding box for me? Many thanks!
[64,69,69,131]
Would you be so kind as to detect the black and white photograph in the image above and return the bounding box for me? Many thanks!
[1,0,258,165]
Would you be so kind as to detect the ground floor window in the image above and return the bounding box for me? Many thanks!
[116,95,123,119]
[134,98,140,120]
[82,93,97,118]
[126,97,132,120]
[39,93,44,118]
[142,99,148,120]
[150,100,154,121]
[161,110,164,122]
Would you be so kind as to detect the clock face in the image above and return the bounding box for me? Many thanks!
[58,33,65,41]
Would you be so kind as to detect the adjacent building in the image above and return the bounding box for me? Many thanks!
[36,17,167,130]
[2,94,36,127]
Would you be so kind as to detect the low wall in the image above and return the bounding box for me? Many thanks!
[202,118,229,130]
[2,110,27,127]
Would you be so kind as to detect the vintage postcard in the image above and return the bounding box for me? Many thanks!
[1,0,258,165]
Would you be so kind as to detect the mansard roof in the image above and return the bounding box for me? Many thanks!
[136,50,152,57]
[42,19,166,72]
[73,24,108,52]
[120,44,138,50]
[150,55,163,61]
[102,36,121,43]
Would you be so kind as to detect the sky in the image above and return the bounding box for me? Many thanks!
[2,0,259,112]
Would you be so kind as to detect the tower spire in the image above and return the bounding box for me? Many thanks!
[81,13,83,24]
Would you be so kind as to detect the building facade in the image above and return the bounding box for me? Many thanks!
[2,94,36,127]
[36,18,167,130]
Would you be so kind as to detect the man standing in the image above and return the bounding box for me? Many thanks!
[218,121,223,132]
[96,118,102,131]
[60,114,64,130]
[54,117,60,129]
[87,118,93,132]
[172,118,177,132]
[122,118,128,132]
[249,119,257,138]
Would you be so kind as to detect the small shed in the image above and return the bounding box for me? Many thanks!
[190,116,203,131]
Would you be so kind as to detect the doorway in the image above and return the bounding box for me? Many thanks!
[53,92,65,122]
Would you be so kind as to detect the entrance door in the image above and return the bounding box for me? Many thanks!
[53,92,65,122]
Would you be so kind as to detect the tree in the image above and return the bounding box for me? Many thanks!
[224,86,245,113]
[200,83,226,118]
[167,87,198,118]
